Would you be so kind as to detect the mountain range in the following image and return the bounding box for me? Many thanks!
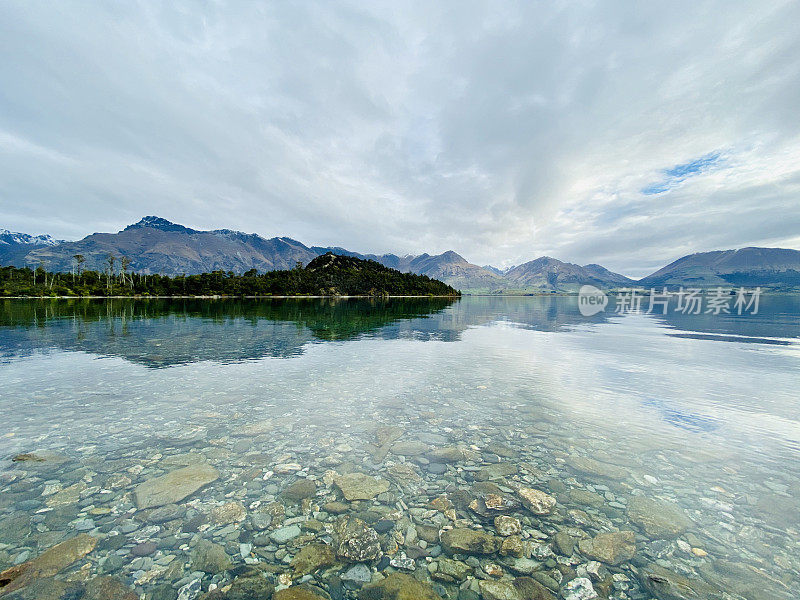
[638,247,800,288]
[0,228,63,267]
[2,216,799,292]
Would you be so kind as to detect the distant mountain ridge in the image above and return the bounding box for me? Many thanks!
[504,257,634,291]
[482,265,508,276]
[12,217,320,275]
[0,228,64,267]
[0,217,531,291]
[3,217,798,291]
[0,229,61,246]
[638,247,800,288]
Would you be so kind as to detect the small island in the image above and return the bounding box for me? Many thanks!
[0,253,460,298]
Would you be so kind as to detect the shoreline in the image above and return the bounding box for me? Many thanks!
[1,294,463,299]
[2,290,794,299]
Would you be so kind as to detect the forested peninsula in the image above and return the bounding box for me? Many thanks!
[0,253,460,297]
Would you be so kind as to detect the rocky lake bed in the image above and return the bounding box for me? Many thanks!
[2,409,798,600]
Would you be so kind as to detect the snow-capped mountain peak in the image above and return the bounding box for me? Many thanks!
[0,229,62,246]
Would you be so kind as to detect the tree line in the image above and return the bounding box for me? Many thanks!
[0,253,460,297]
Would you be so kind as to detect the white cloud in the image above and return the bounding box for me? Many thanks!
[1,1,799,275]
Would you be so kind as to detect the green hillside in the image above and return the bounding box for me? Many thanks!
[0,253,460,297]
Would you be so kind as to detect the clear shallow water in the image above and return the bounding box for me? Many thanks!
[1,296,799,600]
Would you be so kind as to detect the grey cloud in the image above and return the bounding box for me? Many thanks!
[1,1,799,274]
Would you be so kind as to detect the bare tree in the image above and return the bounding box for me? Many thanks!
[73,254,85,280]
[106,254,116,290]
[120,256,131,288]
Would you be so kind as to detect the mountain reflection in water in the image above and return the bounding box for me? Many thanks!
[1,295,799,367]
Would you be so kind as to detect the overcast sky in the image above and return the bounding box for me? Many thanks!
[2,1,799,276]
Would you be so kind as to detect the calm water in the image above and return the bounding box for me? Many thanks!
[1,296,799,600]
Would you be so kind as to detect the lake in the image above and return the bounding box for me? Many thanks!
[1,296,799,600]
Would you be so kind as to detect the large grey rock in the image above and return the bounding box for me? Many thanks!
[359,573,441,600]
[702,560,794,600]
[190,540,231,574]
[553,531,576,556]
[577,531,636,565]
[479,578,555,600]
[45,482,87,507]
[250,512,272,531]
[518,488,557,515]
[627,497,692,539]
[440,528,500,555]
[334,473,390,501]
[146,504,185,524]
[390,441,430,456]
[375,426,405,446]
[0,514,30,544]
[0,534,97,597]
[639,564,723,599]
[433,557,472,582]
[513,578,558,600]
[210,501,246,525]
[282,479,317,502]
[569,489,606,507]
[226,569,276,600]
[342,563,372,584]
[177,578,202,600]
[11,450,69,466]
[83,575,138,600]
[479,580,519,600]
[270,525,302,544]
[562,577,597,600]
[0,577,83,600]
[290,543,336,576]
[334,517,382,562]
[475,463,517,481]
[273,588,328,600]
[494,515,522,536]
[566,456,628,480]
[427,447,468,463]
[134,464,218,509]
